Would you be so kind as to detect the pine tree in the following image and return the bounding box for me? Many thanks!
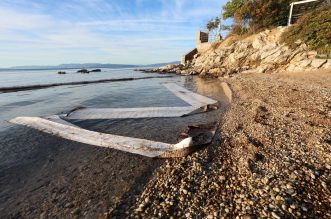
[222,0,298,34]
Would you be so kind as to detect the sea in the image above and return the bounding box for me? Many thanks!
[0,68,227,168]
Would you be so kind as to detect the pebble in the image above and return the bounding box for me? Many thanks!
[65,202,74,208]
[271,212,281,219]
[219,175,226,181]
[39,212,46,219]
[276,195,282,201]
[286,184,293,189]
[301,206,308,212]
[262,177,269,184]
[273,187,280,193]
[286,189,295,195]
[71,208,80,215]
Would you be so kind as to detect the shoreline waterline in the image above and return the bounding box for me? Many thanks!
[0,75,173,93]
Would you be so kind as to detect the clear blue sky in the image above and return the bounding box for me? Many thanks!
[0,0,229,67]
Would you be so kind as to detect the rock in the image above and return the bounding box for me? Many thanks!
[40,212,46,219]
[323,60,331,68]
[295,39,302,45]
[307,51,317,59]
[90,69,101,72]
[71,208,81,215]
[209,68,222,76]
[215,56,222,63]
[57,71,66,74]
[310,59,327,68]
[256,65,271,73]
[65,202,74,208]
[252,37,266,49]
[77,69,89,73]
[297,59,312,68]
[219,175,226,181]
[260,47,280,60]
[271,212,281,219]
[276,195,283,201]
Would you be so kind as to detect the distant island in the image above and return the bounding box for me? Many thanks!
[0,61,180,71]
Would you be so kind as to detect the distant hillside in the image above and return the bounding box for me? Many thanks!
[1,61,180,71]
[142,61,180,68]
[7,63,138,70]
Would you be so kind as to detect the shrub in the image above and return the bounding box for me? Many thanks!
[281,7,331,55]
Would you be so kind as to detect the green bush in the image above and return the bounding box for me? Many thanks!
[281,7,331,55]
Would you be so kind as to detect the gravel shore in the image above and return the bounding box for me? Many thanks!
[122,70,331,218]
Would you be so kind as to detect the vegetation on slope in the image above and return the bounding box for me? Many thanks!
[281,7,331,55]
[222,0,297,34]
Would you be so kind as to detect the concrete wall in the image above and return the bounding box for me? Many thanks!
[181,48,198,65]
[196,31,212,52]
[180,31,212,64]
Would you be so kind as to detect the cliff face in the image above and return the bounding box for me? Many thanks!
[150,27,330,77]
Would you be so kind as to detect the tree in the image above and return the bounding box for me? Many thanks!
[222,0,298,34]
[206,17,222,40]
[222,0,244,20]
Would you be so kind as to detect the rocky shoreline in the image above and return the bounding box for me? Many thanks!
[139,28,331,78]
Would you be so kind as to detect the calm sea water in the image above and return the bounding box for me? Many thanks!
[0,68,145,87]
[0,68,227,168]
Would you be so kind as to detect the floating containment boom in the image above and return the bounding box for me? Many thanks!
[10,83,219,158]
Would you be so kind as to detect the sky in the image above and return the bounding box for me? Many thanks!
[0,0,229,67]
